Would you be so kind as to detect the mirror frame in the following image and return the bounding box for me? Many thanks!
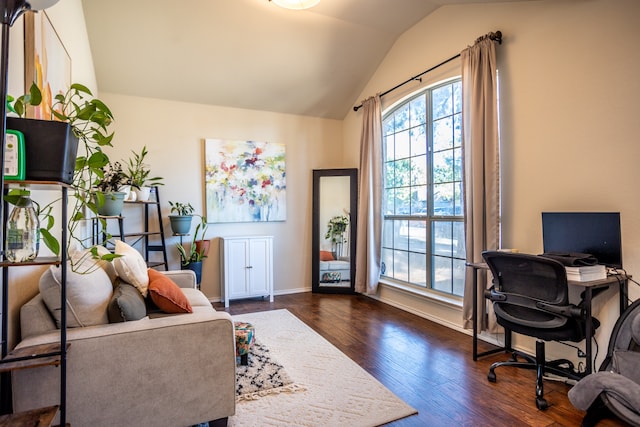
[312,168,358,294]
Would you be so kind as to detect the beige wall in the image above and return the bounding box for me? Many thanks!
[343,0,640,367]
[99,93,343,300]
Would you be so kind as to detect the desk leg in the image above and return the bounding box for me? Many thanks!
[584,288,593,375]
[472,267,478,361]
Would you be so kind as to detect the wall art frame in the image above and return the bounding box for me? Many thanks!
[24,10,72,119]
[205,138,286,223]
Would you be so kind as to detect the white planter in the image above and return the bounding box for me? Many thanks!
[133,186,152,202]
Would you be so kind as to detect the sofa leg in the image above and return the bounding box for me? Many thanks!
[209,417,229,427]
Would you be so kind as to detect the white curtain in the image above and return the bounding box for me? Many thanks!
[355,95,382,294]
[460,35,501,331]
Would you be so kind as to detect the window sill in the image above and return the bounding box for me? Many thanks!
[378,278,463,309]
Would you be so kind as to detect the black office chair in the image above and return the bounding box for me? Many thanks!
[482,251,599,410]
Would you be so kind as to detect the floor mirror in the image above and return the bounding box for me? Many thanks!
[312,168,357,294]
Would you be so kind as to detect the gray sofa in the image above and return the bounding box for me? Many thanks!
[12,270,235,427]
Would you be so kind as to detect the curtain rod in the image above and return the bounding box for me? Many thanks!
[353,30,502,112]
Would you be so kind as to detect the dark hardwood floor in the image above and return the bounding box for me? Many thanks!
[213,292,628,427]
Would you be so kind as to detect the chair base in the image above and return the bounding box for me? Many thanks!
[488,340,584,410]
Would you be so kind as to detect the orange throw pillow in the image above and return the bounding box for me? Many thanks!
[147,269,193,313]
[319,250,335,261]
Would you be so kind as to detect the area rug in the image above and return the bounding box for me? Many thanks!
[228,309,418,427]
[236,339,304,401]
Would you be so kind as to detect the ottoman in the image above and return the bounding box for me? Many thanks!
[234,321,255,366]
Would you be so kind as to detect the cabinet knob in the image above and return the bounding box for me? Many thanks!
[246,265,253,269]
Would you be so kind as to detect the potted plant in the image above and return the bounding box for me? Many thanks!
[325,214,350,258]
[176,216,208,284]
[6,83,119,271]
[168,201,194,234]
[193,216,210,257]
[125,145,163,201]
[93,161,128,216]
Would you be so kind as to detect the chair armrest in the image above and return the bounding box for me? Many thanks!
[160,269,196,288]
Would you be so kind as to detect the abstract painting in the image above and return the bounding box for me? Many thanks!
[24,11,72,119]
[205,139,286,223]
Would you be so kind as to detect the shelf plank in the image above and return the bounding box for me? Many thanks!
[0,405,58,426]
[0,343,70,373]
[0,257,61,268]
[122,231,161,238]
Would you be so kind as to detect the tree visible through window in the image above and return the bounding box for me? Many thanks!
[381,79,466,297]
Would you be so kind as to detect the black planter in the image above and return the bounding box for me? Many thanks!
[181,261,202,285]
[6,117,79,184]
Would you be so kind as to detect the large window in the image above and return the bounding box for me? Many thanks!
[381,79,466,297]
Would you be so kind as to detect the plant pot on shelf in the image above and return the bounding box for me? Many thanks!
[181,261,202,285]
[195,239,211,257]
[7,117,79,184]
[94,191,127,216]
[133,186,152,202]
[169,215,193,235]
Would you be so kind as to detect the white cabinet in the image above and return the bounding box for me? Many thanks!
[220,236,273,307]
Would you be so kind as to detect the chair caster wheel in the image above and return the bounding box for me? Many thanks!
[488,371,497,383]
[536,397,548,410]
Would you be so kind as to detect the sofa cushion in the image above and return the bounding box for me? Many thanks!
[113,240,150,297]
[148,269,193,314]
[108,279,147,323]
[320,250,335,261]
[39,264,113,328]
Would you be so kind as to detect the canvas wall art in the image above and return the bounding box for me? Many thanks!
[205,139,286,223]
[24,11,72,119]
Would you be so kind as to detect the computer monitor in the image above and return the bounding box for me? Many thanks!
[541,212,622,268]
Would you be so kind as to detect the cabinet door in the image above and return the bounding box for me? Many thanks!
[226,239,250,298]
[247,238,271,295]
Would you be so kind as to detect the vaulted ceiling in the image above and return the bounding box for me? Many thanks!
[82,0,530,119]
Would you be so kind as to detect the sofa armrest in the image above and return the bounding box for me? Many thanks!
[13,310,235,426]
[160,269,196,288]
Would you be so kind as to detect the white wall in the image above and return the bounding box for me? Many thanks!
[99,93,343,300]
[343,0,640,367]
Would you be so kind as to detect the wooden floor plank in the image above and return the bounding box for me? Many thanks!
[215,292,629,426]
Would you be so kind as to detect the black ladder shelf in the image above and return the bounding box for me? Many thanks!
[93,186,168,270]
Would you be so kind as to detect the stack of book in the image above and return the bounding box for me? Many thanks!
[565,264,607,282]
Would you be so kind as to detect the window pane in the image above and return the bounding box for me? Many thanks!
[433,150,453,183]
[394,250,409,282]
[395,104,410,131]
[384,116,395,136]
[396,129,410,159]
[454,113,462,146]
[384,134,394,161]
[453,81,462,114]
[408,220,427,253]
[432,85,452,119]
[410,96,426,127]
[433,183,455,216]
[409,251,427,286]
[453,221,465,259]
[384,161,395,188]
[454,182,463,216]
[383,188,395,215]
[452,258,465,296]
[410,125,427,156]
[453,147,462,181]
[394,220,409,250]
[411,155,427,186]
[432,255,452,293]
[394,159,411,187]
[383,219,394,248]
[433,117,453,151]
[410,185,427,215]
[381,248,393,277]
[395,187,410,215]
[433,221,452,256]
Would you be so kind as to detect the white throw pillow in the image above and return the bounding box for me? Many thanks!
[113,240,150,297]
[69,245,118,283]
[39,264,113,328]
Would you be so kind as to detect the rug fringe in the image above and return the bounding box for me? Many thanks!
[237,383,307,402]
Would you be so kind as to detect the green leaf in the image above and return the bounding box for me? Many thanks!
[28,83,42,105]
[40,229,60,255]
[70,83,92,95]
